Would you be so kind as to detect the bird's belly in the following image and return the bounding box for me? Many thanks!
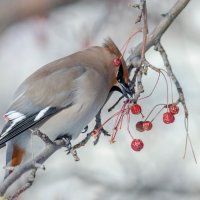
[39,93,107,140]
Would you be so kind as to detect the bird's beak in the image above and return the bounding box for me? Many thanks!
[119,82,132,98]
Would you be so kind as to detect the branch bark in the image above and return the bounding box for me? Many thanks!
[127,0,190,64]
[0,138,66,196]
[0,0,192,198]
[0,110,109,197]
[128,0,190,103]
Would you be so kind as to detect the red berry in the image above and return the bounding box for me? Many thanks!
[136,121,144,132]
[143,121,153,131]
[131,139,144,151]
[163,112,175,124]
[131,104,142,115]
[169,104,179,115]
[113,58,121,67]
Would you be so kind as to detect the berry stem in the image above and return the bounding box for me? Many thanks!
[139,71,161,101]
[183,116,197,164]
[151,106,165,122]
[160,71,169,111]
[94,106,128,137]
[120,29,142,57]
[144,104,166,121]
[160,69,174,104]
[110,101,129,142]
[126,105,134,140]
[111,112,125,141]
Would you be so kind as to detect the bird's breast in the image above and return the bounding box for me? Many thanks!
[39,68,110,140]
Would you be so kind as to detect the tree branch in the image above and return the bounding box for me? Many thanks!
[8,168,37,200]
[0,135,67,196]
[127,0,190,64]
[0,0,192,198]
[0,109,110,197]
[154,42,188,117]
[154,42,197,163]
[128,0,190,103]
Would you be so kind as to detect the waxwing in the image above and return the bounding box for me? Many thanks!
[0,38,130,176]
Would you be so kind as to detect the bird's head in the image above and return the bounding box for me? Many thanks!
[103,38,132,98]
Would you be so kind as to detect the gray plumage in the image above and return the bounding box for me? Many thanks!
[0,39,129,175]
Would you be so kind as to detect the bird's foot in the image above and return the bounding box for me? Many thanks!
[62,136,80,161]
[61,136,72,154]
[81,125,88,133]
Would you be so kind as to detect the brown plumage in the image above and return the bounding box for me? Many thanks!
[0,38,130,177]
[11,145,25,166]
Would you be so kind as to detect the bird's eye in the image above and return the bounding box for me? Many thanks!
[113,58,121,67]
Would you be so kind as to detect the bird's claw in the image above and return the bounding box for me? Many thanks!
[63,137,80,161]
[62,137,72,154]
[81,125,88,133]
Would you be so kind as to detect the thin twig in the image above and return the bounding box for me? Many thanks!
[31,129,54,145]
[154,41,196,163]
[127,0,191,64]
[94,110,109,136]
[140,0,148,66]
[108,95,124,112]
[93,109,110,145]
[134,0,144,24]
[129,0,148,102]
[154,42,188,117]
[0,0,192,198]
[69,149,80,161]
[72,133,92,150]
[133,68,144,102]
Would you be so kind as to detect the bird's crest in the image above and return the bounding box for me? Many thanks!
[103,38,122,57]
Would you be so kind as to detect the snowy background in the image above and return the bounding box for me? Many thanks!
[0,0,200,199]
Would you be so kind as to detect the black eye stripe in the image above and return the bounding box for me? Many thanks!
[116,65,131,96]
[116,65,129,90]
[117,64,124,82]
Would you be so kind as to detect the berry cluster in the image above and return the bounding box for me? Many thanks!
[94,57,182,154]
[106,32,183,154]
[163,104,179,124]
[130,103,179,152]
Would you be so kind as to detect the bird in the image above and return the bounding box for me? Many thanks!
[0,38,131,177]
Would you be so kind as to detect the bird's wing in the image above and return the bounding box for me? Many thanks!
[0,63,87,148]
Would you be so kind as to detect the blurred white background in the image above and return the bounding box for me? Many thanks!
[0,0,200,199]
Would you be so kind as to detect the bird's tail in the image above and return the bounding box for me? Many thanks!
[4,131,31,179]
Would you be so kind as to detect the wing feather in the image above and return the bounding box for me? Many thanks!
[0,61,87,148]
[0,46,111,147]
[0,107,63,148]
